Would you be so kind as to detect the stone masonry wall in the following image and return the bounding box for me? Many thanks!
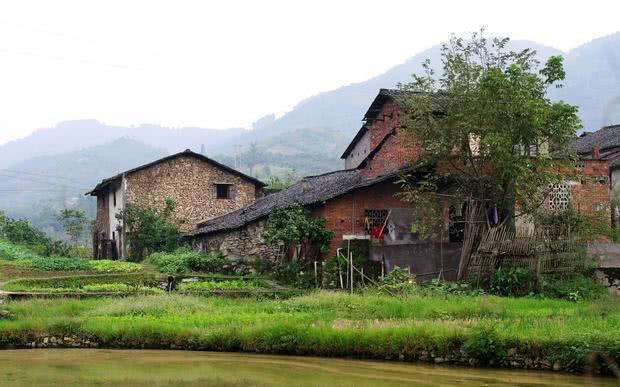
[126,155,259,232]
[195,220,281,262]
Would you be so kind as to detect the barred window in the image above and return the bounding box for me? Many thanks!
[364,209,388,229]
[548,181,571,211]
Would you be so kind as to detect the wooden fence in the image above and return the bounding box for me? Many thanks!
[467,225,588,283]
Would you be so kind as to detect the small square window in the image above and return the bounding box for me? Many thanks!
[216,184,232,199]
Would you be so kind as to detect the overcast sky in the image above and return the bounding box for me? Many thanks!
[0,0,618,145]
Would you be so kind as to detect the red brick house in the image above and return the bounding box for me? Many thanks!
[189,89,611,279]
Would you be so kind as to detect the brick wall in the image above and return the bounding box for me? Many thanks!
[126,155,259,232]
[313,180,409,256]
[571,159,611,221]
[359,102,419,179]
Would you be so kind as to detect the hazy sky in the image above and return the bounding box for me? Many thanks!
[0,0,618,145]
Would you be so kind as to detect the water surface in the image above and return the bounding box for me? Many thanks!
[0,349,615,386]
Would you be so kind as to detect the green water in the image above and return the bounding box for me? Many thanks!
[0,349,615,386]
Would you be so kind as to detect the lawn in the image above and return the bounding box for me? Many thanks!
[0,291,618,373]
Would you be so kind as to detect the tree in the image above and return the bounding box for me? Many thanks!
[263,206,333,261]
[398,30,581,277]
[115,198,182,261]
[57,208,88,245]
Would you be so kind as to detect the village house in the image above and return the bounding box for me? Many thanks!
[88,149,265,258]
[188,89,611,279]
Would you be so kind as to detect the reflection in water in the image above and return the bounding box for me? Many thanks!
[0,349,616,387]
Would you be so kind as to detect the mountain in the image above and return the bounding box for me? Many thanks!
[255,41,563,138]
[0,120,245,168]
[0,138,166,237]
[552,32,620,131]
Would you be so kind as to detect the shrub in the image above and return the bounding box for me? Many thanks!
[541,275,607,301]
[463,325,506,365]
[490,266,534,297]
[116,198,183,261]
[179,279,262,292]
[378,266,417,295]
[422,279,485,296]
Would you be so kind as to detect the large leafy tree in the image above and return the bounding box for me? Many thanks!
[398,31,582,277]
[401,31,580,214]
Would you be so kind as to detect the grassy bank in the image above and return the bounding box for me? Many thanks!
[0,291,618,373]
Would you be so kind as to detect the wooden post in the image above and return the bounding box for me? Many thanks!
[350,252,354,294]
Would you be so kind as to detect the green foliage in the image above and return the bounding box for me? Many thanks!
[490,266,534,297]
[179,279,262,292]
[57,208,88,244]
[0,214,50,246]
[463,325,506,365]
[90,260,143,273]
[378,267,417,295]
[422,279,485,296]
[147,249,232,274]
[26,255,91,271]
[540,275,607,301]
[116,198,182,261]
[263,206,334,258]
[253,258,315,289]
[534,208,611,242]
[399,29,581,223]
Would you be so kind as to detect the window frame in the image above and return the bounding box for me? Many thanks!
[215,183,233,200]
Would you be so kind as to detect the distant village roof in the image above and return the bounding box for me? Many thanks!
[572,124,620,154]
[86,149,265,196]
[188,168,404,236]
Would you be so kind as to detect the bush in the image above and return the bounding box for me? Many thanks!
[179,279,263,292]
[541,275,607,301]
[462,325,506,365]
[490,266,534,297]
[378,266,417,295]
[422,279,485,296]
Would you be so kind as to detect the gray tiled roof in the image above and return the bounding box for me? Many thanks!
[572,125,620,154]
[188,168,404,236]
[87,149,265,195]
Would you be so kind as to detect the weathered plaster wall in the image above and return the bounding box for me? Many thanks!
[125,155,259,232]
[344,130,370,169]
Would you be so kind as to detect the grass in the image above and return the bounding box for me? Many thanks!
[0,291,618,372]
[0,239,143,276]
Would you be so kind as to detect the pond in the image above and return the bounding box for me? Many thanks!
[0,349,615,386]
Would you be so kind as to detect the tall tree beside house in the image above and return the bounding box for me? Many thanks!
[398,30,582,277]
[57,209,88,245]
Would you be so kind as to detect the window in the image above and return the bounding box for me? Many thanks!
[113,191,117,207]
[548,181,571,211]
[216,184,232,199]
[364,209,388,231]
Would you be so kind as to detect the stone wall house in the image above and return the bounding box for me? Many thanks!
[88,149,265,258]
[188,89,611,279]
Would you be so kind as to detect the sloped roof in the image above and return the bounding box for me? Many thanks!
[187,168,405,236]
[87,149,265,196]
[572,125,620,154]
